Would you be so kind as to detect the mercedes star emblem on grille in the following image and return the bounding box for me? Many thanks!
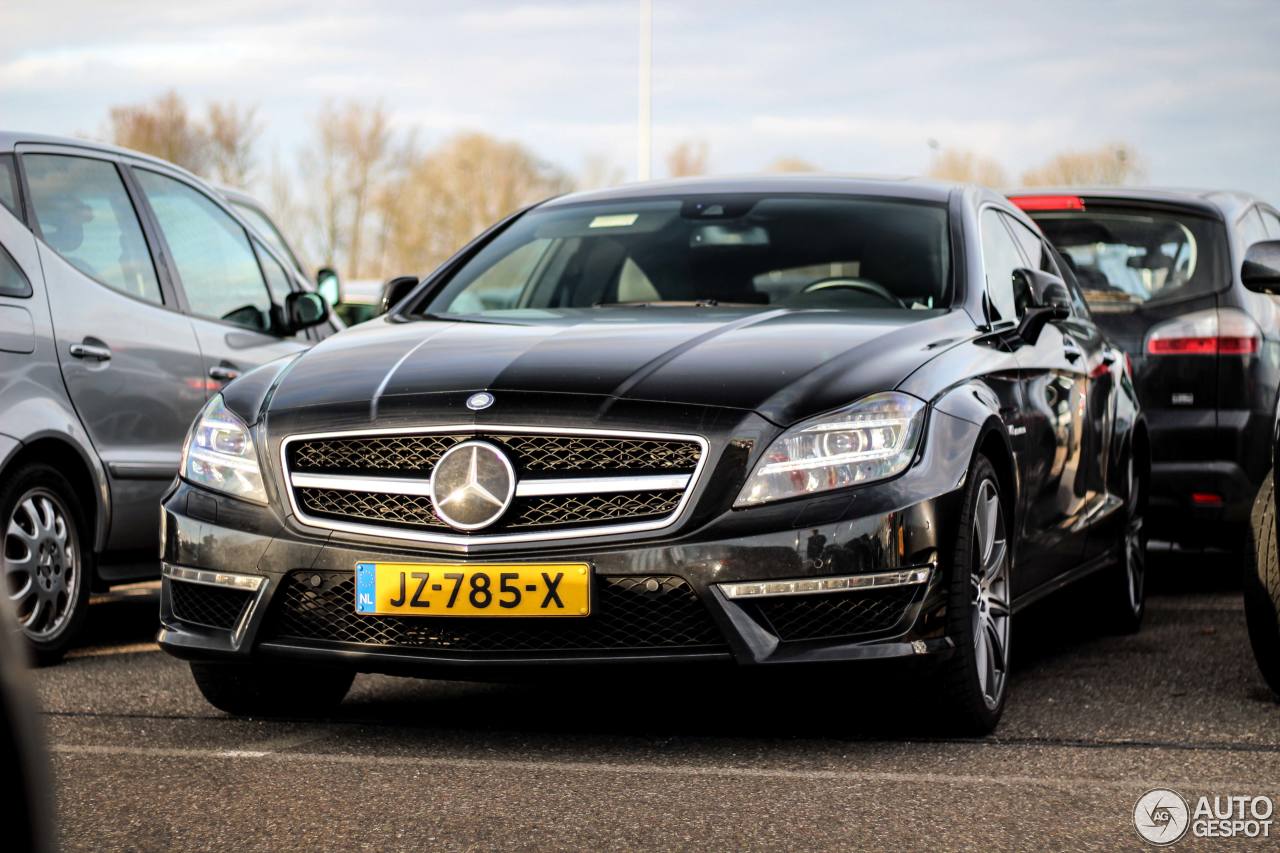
[428,440,516,530]
[466,392,495,411]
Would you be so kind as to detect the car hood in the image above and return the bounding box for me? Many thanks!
[266,307,974,426]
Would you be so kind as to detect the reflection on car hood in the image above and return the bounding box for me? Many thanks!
[267,307,975,425]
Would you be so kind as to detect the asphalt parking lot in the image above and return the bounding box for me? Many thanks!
[28,550,1280,851]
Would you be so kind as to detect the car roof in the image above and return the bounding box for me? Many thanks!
[1006,185,1274,221]
[0,129,204,180]
[539,174,963,207]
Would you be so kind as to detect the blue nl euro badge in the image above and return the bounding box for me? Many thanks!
[356,563,376,613]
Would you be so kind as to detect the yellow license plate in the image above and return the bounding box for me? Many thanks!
[354,562,591,617]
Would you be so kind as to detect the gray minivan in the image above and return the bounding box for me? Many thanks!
[0,132,337,661]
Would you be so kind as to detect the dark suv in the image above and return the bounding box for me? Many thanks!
[0,132,336,661]
[1011,189,1280,550]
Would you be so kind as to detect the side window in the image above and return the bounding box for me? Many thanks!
[135,169,274,332]
[0,243,33,298]
[980,208,1025,323]
[1239,208,1270,248]
[0,154,20,219]
[253,241,294,304]
[23,154,162,304]
[1003,214,1055,273]
[1262,209,1280,240]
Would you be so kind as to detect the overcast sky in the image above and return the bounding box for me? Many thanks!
[3,0,1278,202]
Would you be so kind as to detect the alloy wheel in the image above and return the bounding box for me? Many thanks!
[4,488,80,640]
[971,478,1011,710]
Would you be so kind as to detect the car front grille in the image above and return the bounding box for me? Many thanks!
[263,570,727,656]
[749,585,922,643]
[283,428,704,540]
[170,580,254,631]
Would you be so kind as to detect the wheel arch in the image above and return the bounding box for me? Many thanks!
[0,434,109,557]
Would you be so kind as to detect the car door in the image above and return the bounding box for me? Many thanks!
[129,167,312,393]
[1005,213,1118,562]
[981,207,1089,592]
[17,148,208,552]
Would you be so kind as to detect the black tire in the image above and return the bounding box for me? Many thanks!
[190,660,355,716]
[936,454,1011,735]
[1102,450,1146,634]
[1245,473,1280,697]
[0,463,94,665]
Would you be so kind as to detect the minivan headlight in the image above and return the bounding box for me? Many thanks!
[734,392,926,507]
[181,395,267,504]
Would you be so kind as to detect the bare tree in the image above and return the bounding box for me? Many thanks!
[926,147,1008,188]
[298,101,402,278]
[106,91,209,174]
[666,140,709,177]
[380,132,571,276]
[206,101,261,187]
[1020,143,1143,187]
[765,156,820,173]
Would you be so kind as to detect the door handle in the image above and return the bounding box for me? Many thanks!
[209,365,241,382]
[68,342,112,361]
[1102,351,1117,366]
[1063,345,1083,363]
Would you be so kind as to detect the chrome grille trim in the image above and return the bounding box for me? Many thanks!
[289,471,692,498]
[279,425,709,549]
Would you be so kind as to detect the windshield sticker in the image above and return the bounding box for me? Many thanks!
[589,213,639,228]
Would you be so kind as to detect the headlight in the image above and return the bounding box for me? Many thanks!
[180,395,267,504]
[734,392,926,507]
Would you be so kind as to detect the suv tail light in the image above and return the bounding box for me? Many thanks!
[1146,308,1260,356]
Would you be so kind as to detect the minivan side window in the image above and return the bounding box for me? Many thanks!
[980,208,1025,324]
[23,154,163,304]
[135,170,275,332]
[252,240,294,304]
[1240,208,1270,248]
[0,243,33,298]
[1262,209,1280,240]
[0,154,21,219]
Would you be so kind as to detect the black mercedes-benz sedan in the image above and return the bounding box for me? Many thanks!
[158,176,1147,734]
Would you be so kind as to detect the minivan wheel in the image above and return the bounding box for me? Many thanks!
[190,661,355,717]
[1,464,93,665]
[936,455,1011,735]
[1102,452,1146,634]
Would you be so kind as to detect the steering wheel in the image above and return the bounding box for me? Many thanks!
[797,278,905,308]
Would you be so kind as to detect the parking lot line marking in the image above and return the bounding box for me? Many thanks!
[49,743,1279,790]
[216,729,343,758]
[64,642,160,659]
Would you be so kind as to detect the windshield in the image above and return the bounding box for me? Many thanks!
[1030,207,1226,312]
[422,196,952,318]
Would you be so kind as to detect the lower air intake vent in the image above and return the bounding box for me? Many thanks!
[265,570,726,655]
[170,580,254,631]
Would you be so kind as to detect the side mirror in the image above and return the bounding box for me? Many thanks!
[380,276,419,315]
[316,267,341,306]
[1242,240,1280,295]
[284,291,328,333]
[1013,268,1071,343]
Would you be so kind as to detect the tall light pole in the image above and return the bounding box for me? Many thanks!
[637,0,652,181]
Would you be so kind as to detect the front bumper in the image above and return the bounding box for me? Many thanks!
[158,409,980,675]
